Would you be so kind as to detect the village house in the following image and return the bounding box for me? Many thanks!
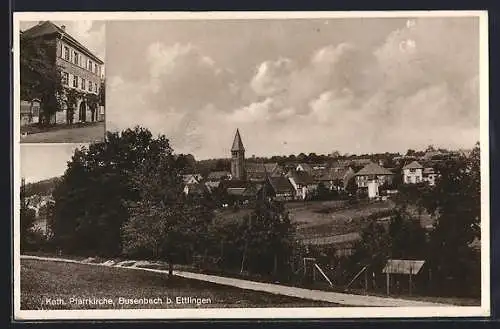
[422,167,438,186]
[286,169,317,200]
[21,21,105,125]
[262,176,296,201]
[355,162,394,198]
[355,162,395,188]
[315,166,355,192]
[246,162,283,182]
[402,161,424,184]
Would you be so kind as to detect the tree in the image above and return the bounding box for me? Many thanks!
[388,208,428,259]
[238,199,295,278]
[20,179,37,252]
[86,93,100,122]
[51,126,173,256]
[99,78,105,106]
[64,88,83,124]
[422,143,481,294]
[405,149,416,157]
[20,36,64,125]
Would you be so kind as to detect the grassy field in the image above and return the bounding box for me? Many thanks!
[21,259,339,310]
[213,199,397,240]
[287,200,396,239]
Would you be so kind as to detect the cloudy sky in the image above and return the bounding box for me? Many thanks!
[20,20,106,62]
[106,16,480,160]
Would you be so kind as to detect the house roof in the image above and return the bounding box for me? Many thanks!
[231,129,245,152]
[21,21,104,64]
[403,161,424,169]
[316,167,354,182]
[184,182,208,195]
[268,176,295,194]
[207,171,231,181]
[296,163,313,173]
[355,162,394,176]
[382,259,425,275]
[289,169,315,185]
[246,162,279,173]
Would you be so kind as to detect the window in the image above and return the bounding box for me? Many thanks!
[64,46,70,60]
[62,72,69,85]
[94,63,98,74]
[88,59,92,71]
[88,80,92,92]
[74,51,79,65]
[82,79,86,90]
[95,82,99,93]
[73,75,79,88]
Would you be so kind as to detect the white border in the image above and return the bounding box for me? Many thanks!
[13,10,490,320]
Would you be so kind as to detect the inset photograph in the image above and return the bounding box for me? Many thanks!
[19,20,105,143]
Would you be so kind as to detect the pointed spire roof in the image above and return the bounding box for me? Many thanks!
[231,129,245,152]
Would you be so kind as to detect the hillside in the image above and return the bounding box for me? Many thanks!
[24,176,61,197]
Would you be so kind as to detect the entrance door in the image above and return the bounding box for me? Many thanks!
[79,102,86,122]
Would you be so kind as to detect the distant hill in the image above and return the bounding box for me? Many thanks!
[25,176,61,197]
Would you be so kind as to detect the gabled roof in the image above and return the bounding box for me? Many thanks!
[21,21,104,64]
[231,129,245,152]
[296,163,313,173]
[355,162,394,176]
[316,167,354,181]
[246,162,279,174]
[403,161,424,169]
[207,171,231,181]
[268,176,295,194]
[288,169,315,185]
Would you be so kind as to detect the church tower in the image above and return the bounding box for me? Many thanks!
[231,129,246,180]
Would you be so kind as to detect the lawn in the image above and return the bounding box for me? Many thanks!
[21,259,338,310]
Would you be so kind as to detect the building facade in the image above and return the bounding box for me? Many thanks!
[402,161,424,184]
[21,21,105,125]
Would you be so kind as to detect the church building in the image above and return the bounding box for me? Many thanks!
[231,129,246,180]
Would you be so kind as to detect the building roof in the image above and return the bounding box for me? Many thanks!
[207,171,231,181]
[296,163,313,173]
[231,129,245,152]
[382,259,425,275]
[21,21,104,64]
[316,167,354,182]
[403,161,424,169]
[246,162,279,173]
[288,169,315,185]
[355,162,394,176]
[268,176,295,194]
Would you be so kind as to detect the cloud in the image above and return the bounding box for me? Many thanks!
[62,21,106,61]
[106,18,480,158]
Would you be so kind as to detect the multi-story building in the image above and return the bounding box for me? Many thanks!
[20,21,105,124]
[402,161,424,184]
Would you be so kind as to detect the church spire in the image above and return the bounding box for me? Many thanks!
[231,128,245,152]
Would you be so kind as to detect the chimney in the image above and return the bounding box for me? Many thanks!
[61,25,66,31]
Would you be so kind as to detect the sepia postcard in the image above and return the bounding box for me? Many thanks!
[12,11,490,320]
